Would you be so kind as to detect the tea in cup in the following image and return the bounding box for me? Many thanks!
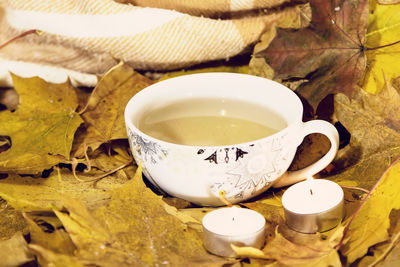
[124,73,339,206]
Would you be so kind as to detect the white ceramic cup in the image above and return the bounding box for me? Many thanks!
[125,73,339,206]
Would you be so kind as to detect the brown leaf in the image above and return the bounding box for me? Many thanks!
[74,63,154,157]
[330,80,400,189]
[263,228,342,266]
[256,0,368,110]
[249,3,311,80]
[233,225,343,266]
[327,78,400,262]
[288,133,331,171]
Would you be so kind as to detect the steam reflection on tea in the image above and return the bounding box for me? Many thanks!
[137,98,287,146]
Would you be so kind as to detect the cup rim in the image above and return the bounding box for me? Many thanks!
[124,72,302,149]
[127,122,295,149]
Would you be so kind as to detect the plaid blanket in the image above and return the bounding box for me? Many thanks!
[0,0,301,86]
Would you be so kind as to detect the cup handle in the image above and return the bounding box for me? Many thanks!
[272,120,339,188]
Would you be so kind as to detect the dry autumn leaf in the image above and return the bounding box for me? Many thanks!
[256,0,369,110]
[363,1,400,93]
[327,79,400,264]
[0,74,83,174]
[248,3,311,80]
[24,214,76,258]
[88,142,132,173]
[233,225,344,266]
[331,80,400,189]
[45,166,233,266]
[73,62,154,157]
[0,164,133,212]
[339,158,400,264]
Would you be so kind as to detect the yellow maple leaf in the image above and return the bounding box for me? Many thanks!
[363,1,400,93]
[0,74,83,174]
[340,159,400,263]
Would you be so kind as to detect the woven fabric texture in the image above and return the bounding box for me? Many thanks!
[0,0,300,86]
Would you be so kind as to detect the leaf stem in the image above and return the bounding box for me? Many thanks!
[0,30,40,50]
[72,160,132,183]
[365,40,400,51]
[340,185,369,194]
[335,155,400,250]
[83,141,92,173]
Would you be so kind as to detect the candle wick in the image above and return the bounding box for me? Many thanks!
[310,189,313,195]
[232,217,235,221]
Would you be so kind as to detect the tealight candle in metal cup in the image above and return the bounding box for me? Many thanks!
[202,206,266,257]
[282,178,344,234]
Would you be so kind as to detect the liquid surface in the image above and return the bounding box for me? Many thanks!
[137,98,287,146]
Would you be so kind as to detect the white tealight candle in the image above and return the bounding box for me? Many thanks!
[202,206,266,257]
[282,178,344,233]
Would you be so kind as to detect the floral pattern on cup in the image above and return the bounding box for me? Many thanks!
[128,129,168,164]
[209,132,291,201]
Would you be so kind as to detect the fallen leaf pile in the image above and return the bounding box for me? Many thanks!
[0,0,400,266]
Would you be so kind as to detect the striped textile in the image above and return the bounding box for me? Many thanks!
[115,0,292,16]
[0,0,301,86]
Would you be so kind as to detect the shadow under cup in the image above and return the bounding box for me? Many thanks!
[124,73,339,206]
